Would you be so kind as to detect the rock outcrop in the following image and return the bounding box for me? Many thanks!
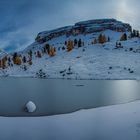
[36,19,132,43]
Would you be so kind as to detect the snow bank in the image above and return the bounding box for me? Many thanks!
[0,101,140,140]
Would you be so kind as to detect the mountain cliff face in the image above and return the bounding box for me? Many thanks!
[35,19,132,43]
[0,19,140,79]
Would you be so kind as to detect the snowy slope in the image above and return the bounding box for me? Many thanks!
[1,100,140,140]
[0,19,140,79]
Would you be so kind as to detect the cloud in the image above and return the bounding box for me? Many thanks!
[114,0,140,30]
[0,0,139,52]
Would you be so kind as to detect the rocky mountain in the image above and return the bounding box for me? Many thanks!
[0,18,140,79]
[35,19,131,44]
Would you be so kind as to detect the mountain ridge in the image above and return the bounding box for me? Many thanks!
[35,18,131,44]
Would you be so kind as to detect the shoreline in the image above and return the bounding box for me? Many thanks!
[0,75,138,81]
[1,99,140,118]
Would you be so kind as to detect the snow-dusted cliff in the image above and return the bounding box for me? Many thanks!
[0,19,140,79]
[36,18,131,43]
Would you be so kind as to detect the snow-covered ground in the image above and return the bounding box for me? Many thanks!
[1,100,140,140]
[1,33,140,80]
[0,19,140,80]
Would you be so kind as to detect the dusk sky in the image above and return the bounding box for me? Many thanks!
[0,0,140,52]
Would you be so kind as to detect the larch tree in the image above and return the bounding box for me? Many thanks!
[98,34,107,44]
[67,40,74,52]
[120,33,127,41]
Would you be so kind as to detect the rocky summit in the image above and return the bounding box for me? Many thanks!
[36,19,132,43]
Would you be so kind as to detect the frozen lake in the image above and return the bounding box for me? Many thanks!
[0,77,140,117]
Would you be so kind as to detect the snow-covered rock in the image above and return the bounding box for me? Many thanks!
[36,18,131,42]
[25,101,36,113]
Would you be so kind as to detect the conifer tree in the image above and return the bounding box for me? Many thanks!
[0,58,6,69]
[28,50,32,58]
[136,31,140,37]
[133,30,137,37]
[102,35,107,43]
[15,56,22,65]
[65,41,67,46]
[108,37,110,42]
[37,51,42,58]
[48,47,56,56]
[74,39,78,46]
[62,46,65,50]
[13,52,17,63]
[98,34,107,44]
[2,57,6,69]
[0,59,1,68]
[22,56,27,63]
[120,33,127,41]
[8,57,11,66]
[43,47,47,53]
[12,53,21,65]
[28,56,32,65]
[93,38,97,44]
[8,57,11,63]
[78,39,82,48]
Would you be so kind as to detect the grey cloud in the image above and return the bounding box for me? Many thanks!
[0,0,140,52]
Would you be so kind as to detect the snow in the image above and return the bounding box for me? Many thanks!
[0,100,140,140]
[75,18,131,32]
[75,18,118,26]
[25,101,36,113]
[0,19,139,80]
[38,25,73,38]
[1,31,140,80]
